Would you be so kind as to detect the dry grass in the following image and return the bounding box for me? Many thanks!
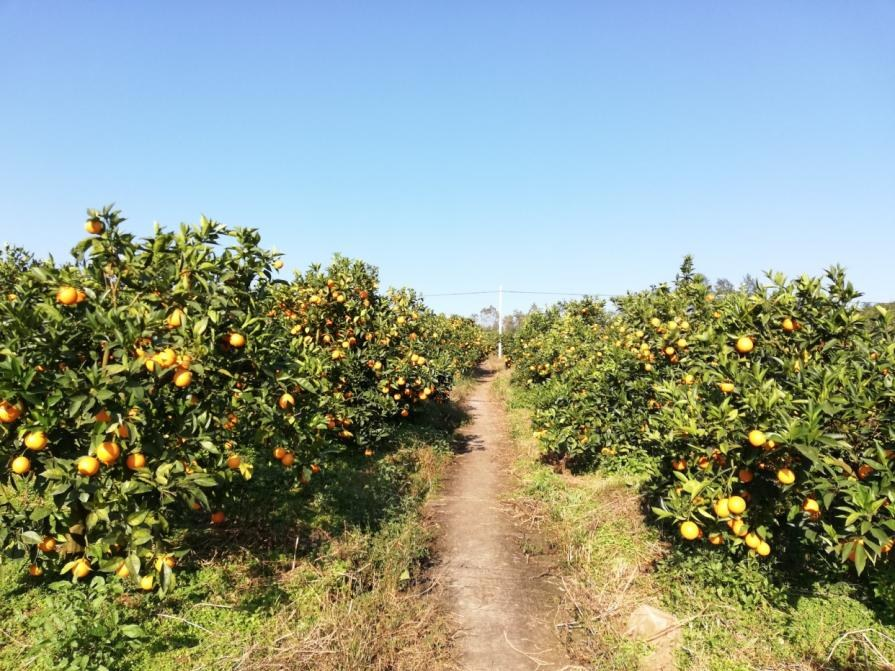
[493,369,670,670]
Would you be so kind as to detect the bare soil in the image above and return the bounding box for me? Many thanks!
[431,360,580,671]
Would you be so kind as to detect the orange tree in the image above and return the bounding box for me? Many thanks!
[1,207,491,591]
[510,258,895,575]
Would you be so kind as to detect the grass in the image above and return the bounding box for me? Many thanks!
[0,390,469,671]
[494,369,895,671]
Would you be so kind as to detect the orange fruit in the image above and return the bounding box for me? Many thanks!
[708,533,724,545]
[173,368,192,388]
[29,564,43,576]
[117,424,130,439]
[166,308,184,328]
[272,447,286,460]
[745,532,761,549]
[84,217,104,234]
[77,456,100,477]
[738,469,754,483]
[777,468,795,485]
[671,458,687,471]
[154,348,177,368]
[281,452,295,467]
[735,336,754,354]
[0,401,21,423]
[56,286,79,305]
[719,382,734,394]
[38,537,56,553]
[115,562,130,578]
[277,393,295,409]
[747,430,767,448]
[96,441,121,465]
[273,259,284,270]
[713,498,730,518]
[210,511,226,525]
[782,318,795,332]
[228,333,246,348]
[71,559,92,579]
[226,454,241,469]
[11,455,30,474]
[857,464,875,480]
[24,431,48,451]
[729,519,748,537]
[140,575,154,591]
[680,521,700,540]
[126,453,146,470]
[756,541,771,557]
[803,498,820,514]
[727,495,747,515]
[94,409,112,423]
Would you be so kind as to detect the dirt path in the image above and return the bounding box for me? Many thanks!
[431,360,578,671]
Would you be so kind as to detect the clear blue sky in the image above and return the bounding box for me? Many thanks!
[1,1,893,316]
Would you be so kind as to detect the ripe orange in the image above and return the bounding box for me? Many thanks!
[281,452,295,467]
[273,447,286,460]
[126,453,146,470]
[77,456,100,477]
[747,430,766,447]
[94,409,112,423]
[277,393,295,409]
[713,498,730,518]
[729,519,748,537]
[210,511,226,525]
[777,468,795,485]
[228,333,246,348]
[140,575,154,591]
[96,441,121,465]
[84,217,104,234]
[782,317,795,332]
[38,536,57,552]
[115,562,130,578]
[719,382,735,394]
[56,286,79,305]
[708,533,723,545]
[735,336,754,354]
[11,455,30,474]
[744,532,761,549]
[756,541,771,557]
[273,259,284,270]
[738,468,754,483]
[671,458,687,471]
[24,431,48,451]
[29,564,43,576]
[226,454,241,469]
[154,348,177,368]
[173,368,193,388]
[857,464,875,480]
[803,498,820,514]
[166,308,184,328]
[0,401,21,423]
[117,424,130,439]
[72,559,92,579]
[680,521,700,540]
[727,495,747,515]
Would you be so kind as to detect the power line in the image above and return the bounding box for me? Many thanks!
[423,289,621,298]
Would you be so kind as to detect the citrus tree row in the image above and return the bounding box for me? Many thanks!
[509,258,895,575]
[0,207,491,592]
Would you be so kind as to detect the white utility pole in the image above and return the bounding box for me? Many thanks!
[497,284,503,358]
